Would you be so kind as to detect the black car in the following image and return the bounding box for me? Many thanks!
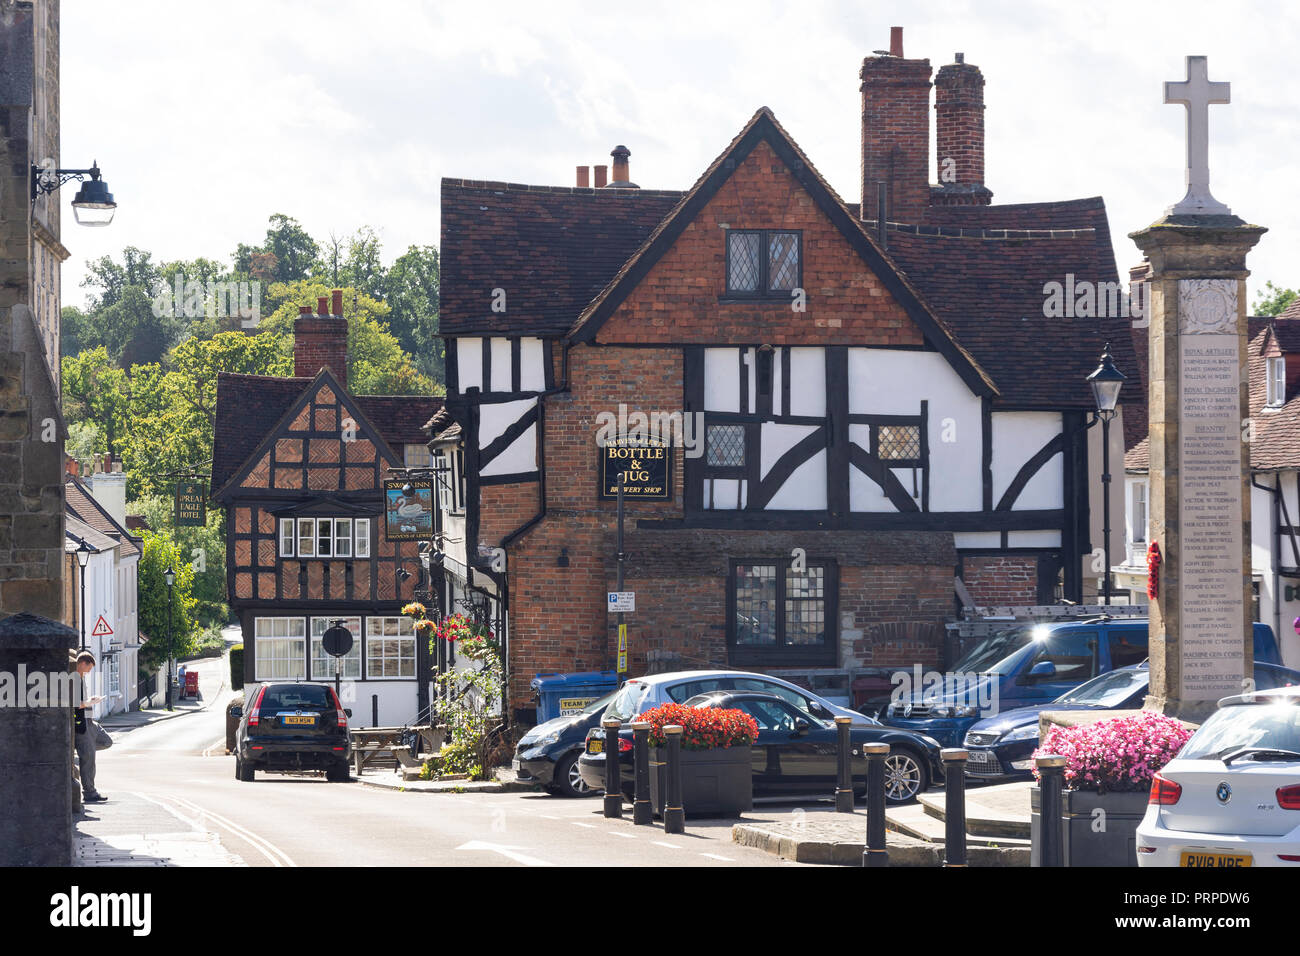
[578,691,945,804]
[233,682,353,782]
[512,691,615,797]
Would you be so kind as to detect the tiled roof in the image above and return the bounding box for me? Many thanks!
[440,113,1131,409]
[423,405,463,444]
[64,476,141,559]
[210,372,442,493]
[1127,317,1300,473]
[440,179,684,336]
[1278,297,1300,322]
[66,515,119,554]
[881,197,1137,408]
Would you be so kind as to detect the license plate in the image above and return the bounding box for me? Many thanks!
[1180,851,1253,867]
[968,751,989,763]
[283,715,316,726]
[587,739,604,755]
[511,757,521,772]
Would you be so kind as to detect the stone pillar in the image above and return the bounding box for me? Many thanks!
[1131,216,1264,721]
[0,611,78,866]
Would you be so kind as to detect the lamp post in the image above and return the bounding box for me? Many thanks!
[1087,344,1126,605]
[74,537,92,651]
[163,566,175,712]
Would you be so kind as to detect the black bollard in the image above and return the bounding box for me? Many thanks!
[834,716,855,813]
[941,749,969,867]
[663,724,685,835]
[862,741,889,867]
[1036,754,1066,868]
[602,718,623,819]
[631,720,652,825]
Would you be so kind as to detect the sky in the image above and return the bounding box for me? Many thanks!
[59,0,1300,314]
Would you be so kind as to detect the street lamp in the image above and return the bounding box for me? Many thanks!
[1087,343,1126,605]
[30,160,117,226]
[74,537,92,651]
[163,565,175,712]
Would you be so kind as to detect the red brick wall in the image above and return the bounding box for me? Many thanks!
[840,564,950,668]
[934,60,986,193]
[860,55,933,224]
[961,555,1039,606]
[594,139,923,347]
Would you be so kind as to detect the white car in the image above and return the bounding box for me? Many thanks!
[1137,686,1300,867]
[599,669,879,727]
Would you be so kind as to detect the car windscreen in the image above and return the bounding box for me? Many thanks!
[580,691,617,716]
[951,626,1036,674]
[260,684,331,710]
[605,681,650,721]
[1179,702,1300,760]
[1055,667,1148,707]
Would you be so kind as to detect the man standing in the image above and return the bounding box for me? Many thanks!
[73,650,111,804]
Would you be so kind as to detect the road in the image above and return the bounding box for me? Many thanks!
[82,633,795,867]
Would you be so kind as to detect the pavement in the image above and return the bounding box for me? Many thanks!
[354,766,542,794]
[75,790,248,867]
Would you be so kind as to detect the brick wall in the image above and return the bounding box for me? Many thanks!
[859,52,933,224]
[594,139,923,347]
[960,554,1039,606]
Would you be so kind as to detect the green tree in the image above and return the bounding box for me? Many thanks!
[384,244,442,382]
[77,247,185,365]
[340,226,387,300]
[137,529,198,672]
[233,213,322,284]
[61,347,129,454]
[259,280,438,395]
[130,495,228,627]
[1255,281,1298,318]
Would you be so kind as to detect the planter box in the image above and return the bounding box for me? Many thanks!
[648,745,752,817]
[1031,786,1149,867]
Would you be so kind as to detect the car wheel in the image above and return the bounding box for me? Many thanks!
[236,758,255,782]
[326,761,351,782]
[883,750,928,804]
[552,751,597,798]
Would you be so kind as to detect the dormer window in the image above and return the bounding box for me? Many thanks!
[726,230,801,296]
[1268,356,1286,407]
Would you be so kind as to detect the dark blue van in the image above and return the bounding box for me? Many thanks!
[881,619,1281,748]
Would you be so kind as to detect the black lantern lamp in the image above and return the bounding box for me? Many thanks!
[31,160,117,226]
[1086,344,1125,605]
[75,537,92,650]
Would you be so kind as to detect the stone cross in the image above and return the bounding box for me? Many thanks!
[1164,55,1232,216]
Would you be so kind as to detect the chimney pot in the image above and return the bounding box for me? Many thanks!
[889,26,904,57]
[593,164,608,188]
[317,296,329,316]
[299,305,312,315]
[332,289,343,317]
[576,165,590,188]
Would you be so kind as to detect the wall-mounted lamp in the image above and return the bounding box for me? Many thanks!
[31,159,117,226]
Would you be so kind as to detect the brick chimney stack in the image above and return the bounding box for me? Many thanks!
[932,52,992,206]
[860,27,933,225]
[294,288,349,387]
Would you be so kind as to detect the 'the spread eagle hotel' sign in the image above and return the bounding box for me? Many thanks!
[599,436,672,500]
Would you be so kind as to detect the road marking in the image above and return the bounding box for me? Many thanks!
[651,841,682,849]
[608,831,636,839]
[571,821,597,829]
[456,841,554,867]
[700,853,734,861]
[159,793,297,867]
[538,814,561,820]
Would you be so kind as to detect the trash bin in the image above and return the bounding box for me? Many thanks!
[530,671,619,724]
[185,670,199,699]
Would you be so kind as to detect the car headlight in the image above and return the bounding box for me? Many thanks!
[954,705,980,718]
[1001,724,1039,743]
[929,705,952,718]
[539,731,561,746]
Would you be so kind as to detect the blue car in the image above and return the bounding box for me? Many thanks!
[881,618,1280,748]
[962,659,1300,781]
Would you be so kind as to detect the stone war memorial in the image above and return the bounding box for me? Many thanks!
[1132,56,1266,721]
